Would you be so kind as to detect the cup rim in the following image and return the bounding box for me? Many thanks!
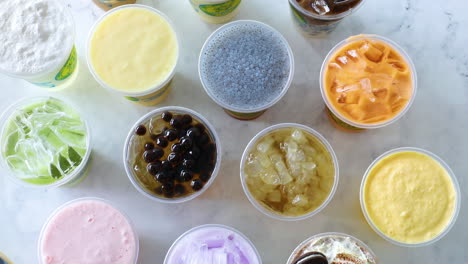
[0,0,76,79]
[359,147,461,247]
[239,123,339,221]
[0,251,13,264]
[319,34,418,129]
[86,4,180,97]
[198,19,295,114]
[288,0,367,21]
[286,232,378,264]
[123,106,222,204]
[0,96,92,189]
[37,197,139,264]
[164,224,262,264]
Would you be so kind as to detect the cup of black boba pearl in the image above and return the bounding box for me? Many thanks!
[123,106,222,203]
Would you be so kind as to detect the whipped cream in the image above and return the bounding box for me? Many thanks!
[0,0,74,75]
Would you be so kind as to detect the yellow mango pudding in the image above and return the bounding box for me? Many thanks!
[321,35,417,131]
[241,124,338,221]
[87,5,179,105]
[361,148,460,246]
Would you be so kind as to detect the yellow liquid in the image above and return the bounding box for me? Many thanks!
[90,7,178,93]
[363,151,456,243]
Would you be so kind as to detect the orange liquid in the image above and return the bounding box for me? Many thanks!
[324,38,413,124]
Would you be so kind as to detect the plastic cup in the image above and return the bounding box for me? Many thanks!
[86,5,179,106]
[189,0,242,24]
[164,224,262,264]
[287,232,378,264]
[320,34,418,132]
[93,0,136,10]
[240,123,339,221]
[0,0,77,89]
[288,0,366,37]
[360,147,461,247]
[199,20,295,120]
[123,106,222,203]
[37,197,139,264]
[0,96,92,188]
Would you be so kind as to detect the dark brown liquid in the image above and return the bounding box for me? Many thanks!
[296,0,362,16]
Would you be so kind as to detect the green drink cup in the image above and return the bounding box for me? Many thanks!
[0,97,91,188]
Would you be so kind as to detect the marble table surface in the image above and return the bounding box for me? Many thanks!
[1,0,467,263]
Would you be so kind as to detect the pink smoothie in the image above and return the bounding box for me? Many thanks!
[165,224,261,264]
[39,199,138,264]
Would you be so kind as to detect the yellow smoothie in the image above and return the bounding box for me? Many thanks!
[89,7,178,93]
[363,151,457,244]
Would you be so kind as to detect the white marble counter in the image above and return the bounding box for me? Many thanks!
[1,0,467,263]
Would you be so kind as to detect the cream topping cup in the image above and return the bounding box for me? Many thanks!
[0,0,77,88]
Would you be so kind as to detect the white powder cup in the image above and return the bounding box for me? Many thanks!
[0,0,77,89]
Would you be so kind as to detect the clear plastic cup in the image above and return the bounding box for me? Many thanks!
[288,0,366,37]
[37,197,139,264]
[189,0,242,24]
[0,96,92,188]
[164,224,262,264]
[240,123,339,221]
[93,0,136,10]
[360,147,461,247]
[123,106,222,203]
[0,0,77,89]
[287,232,378,264]
[86,4,180,106]
[320,34,418,132]
[199,20,295,120]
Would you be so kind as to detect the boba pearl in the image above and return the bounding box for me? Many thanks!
[135,125,147,136]
[147,161,162,176]
[171,143,184,153]
[170,116,184,129]
[180,169,194,182]
[182,159,195,169]
[143,148,164,163]
[199,173,211,183]
[156,137,169,148]
[187,147,201,159]
[144,142,155,151]
[162,182,175,196]
[162,111,173,122]
[161,160,172,170]
[180,136,193,149]
[155,172,170,184]
[186,127,200,138]
[191,179,203,191]
[167,152,181,164]
[201,22,290,110]
[164,129,178,141]
[181,114,192,125]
